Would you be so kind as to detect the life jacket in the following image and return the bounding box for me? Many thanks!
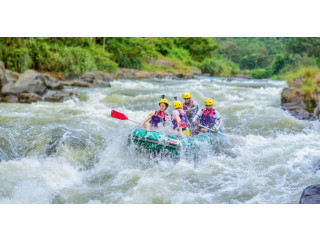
[171,108,188,129]
[183,100,193,111]
[150,110,168,128]
[199,108,215,128]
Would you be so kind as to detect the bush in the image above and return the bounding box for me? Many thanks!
[200,56,240,76]
[0,37,118,74]
[104,37,158,69]
[270,54,285,75]
[248,69,268,79]
[200,58,222,76]
[167,47,198,66]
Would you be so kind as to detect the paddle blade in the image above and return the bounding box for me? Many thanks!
[111,110,128,120]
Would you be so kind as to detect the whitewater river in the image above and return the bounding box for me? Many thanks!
[0,76,319,203]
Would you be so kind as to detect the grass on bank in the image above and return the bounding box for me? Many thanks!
[283,66,320,112]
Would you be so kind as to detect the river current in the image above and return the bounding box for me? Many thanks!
[0,76,319,203]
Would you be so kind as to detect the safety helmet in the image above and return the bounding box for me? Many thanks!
[204,98,214,106]
[159,98,169,107]
[182,91,191,99]
[173,101,183,109]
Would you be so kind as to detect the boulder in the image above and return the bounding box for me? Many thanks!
[71,80,91,88]
[154,71,175,79]
[44,90,74,102]
[5,70,20,82]
[62,71,113,88]
[114,68,141,79]
[43,75,63,90]
[65,72,81,81]
[92,71,114,82]
[94,80,111,88]
[42,72,64,80]
[281,77,320,120]
[313,103,320,119]
[46,127,86,156]
[176,73,194,79]
[0,61,7,90]
[18,93,43,103]
[2,95,19,103]
[81,72,95,83]
[1,70,47,96]
[134,70,155,79]
[299,184,320,204]
[114,68,198,80]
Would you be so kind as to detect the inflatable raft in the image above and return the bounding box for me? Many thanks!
[128,128,224,155]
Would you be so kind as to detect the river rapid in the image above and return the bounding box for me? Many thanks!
[0,76,319,204]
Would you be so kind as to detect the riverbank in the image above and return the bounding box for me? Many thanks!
[281,67,320,120]
[0,61,205,103]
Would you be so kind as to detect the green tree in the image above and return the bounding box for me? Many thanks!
[174,37,219,62]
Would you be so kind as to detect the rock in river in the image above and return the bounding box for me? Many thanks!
[299,184,320,204]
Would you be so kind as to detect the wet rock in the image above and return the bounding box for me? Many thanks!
[82,71,113,86]
[62,71,113,88]
[288,109,312,120]
[18,93,43,103]
[0,61,7,90]
[95,80,111,88]
[81,72,95,83]
[43,75,63,90]
[2,95,19,103]
[313,103,320,119]
[42,72,64,80]
[176,73,194,79]
[281,77,320,120]
[65,72,81,81]
[154,72,175,79]
[115,68,154,80]
[44,90,74,102]
[0,65,74,104]
[299,184,320,204]
[2,70,47,96]
[113,67,199,80]
[46,127,86,156]
[71,79,91,87]
[5,70,20,82]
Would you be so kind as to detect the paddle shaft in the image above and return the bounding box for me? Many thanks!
[128,119,141,124]
[198,124,227,137]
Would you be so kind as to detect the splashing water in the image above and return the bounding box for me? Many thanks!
[0,77,319,203]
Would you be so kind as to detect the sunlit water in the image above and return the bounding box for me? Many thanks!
[0,76,319,203]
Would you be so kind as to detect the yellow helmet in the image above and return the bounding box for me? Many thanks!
[204,98,214,106]
[173,101,182,109]
[159,98,169,106]
[182,91,191,99]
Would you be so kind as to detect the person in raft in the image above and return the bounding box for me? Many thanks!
[140,95,170,131]
[182,91,199,125]
[171,97,190,137]
[192,98,222,134]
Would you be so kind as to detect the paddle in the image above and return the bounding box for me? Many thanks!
[198,123,227,137]
[111,110,140,124]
